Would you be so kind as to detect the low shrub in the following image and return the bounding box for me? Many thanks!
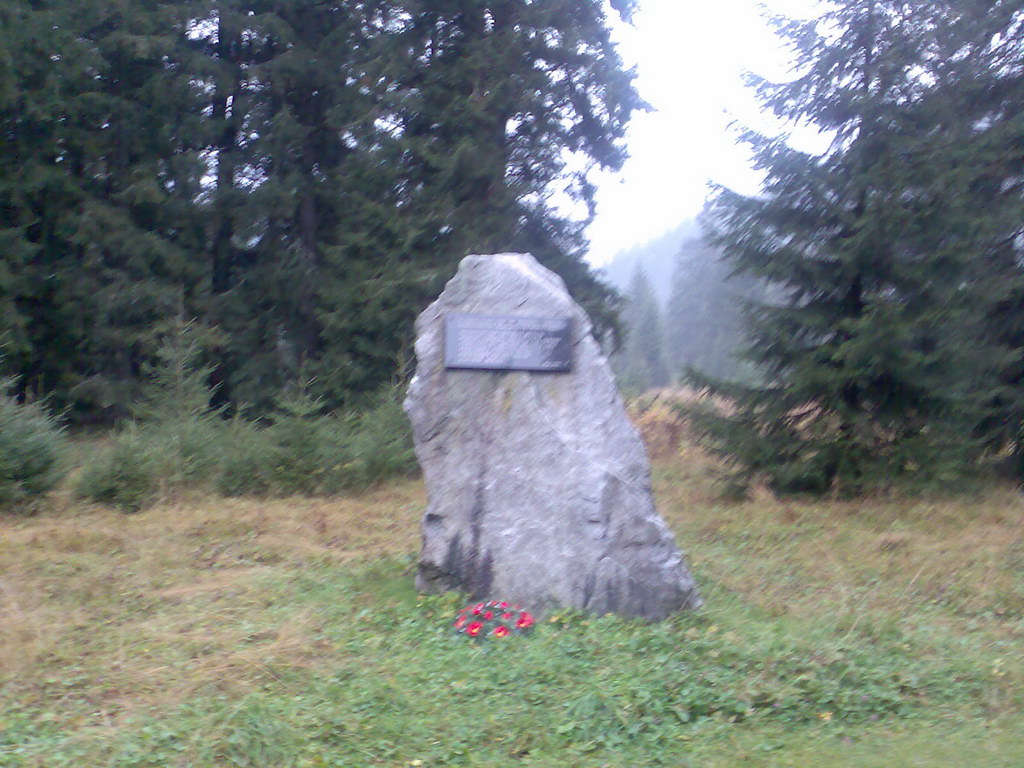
[76,372,417,509]
[151,418,226,488]
[334,386,417,491]
[262,393,352,496]
[218,387,417,498]
[74,415,229,513]
[74,427,159,513]
[76,320,232,511]
[0,377,66,510]
[214,417,276,498]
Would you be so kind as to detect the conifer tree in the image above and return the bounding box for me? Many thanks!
[926,1,1024,467]
[0,368,66,508]
[696,0,1022,494]
[310,0,640,403]
[665,239,755,382]
[615,265,669,393]
[0,1,208,418]
[1,0,639,420]
[198,0,389,408]
[0,2,94,406]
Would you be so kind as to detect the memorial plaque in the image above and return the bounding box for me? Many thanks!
[407,253,702,620]
[444,313,572,372]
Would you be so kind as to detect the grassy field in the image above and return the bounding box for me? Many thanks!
[2,438,1023,767]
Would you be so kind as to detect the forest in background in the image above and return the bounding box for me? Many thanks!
[605,220,760,391]
[610,0,1024,496]
[1,0,639,422]
[4,0,1024,503]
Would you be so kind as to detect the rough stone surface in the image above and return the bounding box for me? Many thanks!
[404,253,701,620]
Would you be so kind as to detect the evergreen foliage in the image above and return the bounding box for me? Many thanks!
[0,1,208,420]
[217,385,417,498]
[75,319,223,511]
[932,2,1024,469]
[694,0,1024,495]
[613,265,670,393]
[1,0,639,421]
[665,238,759,383]
[344,384,419,489]
[0,374,66,510]
[75,426,160,513]
[74,319,417,510]
[261,392,349,496]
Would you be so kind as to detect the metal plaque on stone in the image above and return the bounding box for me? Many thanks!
[444,313,573,372]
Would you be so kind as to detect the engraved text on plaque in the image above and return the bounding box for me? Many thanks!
[443,313,572,372]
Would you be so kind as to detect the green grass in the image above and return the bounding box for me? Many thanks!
[1,439,1022,766]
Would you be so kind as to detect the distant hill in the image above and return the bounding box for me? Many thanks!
[597,219,700,304]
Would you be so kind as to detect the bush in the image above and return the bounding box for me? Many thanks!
[75,416,237,512]
[262,393,352,495]
[214,417,276,498]
[74,428,158,513]
[76,366,417,508]
[146,417,225,490]
[75,321,226,511]
[218,387,417,498]
[0,377,66,510]
[342,386,417,490]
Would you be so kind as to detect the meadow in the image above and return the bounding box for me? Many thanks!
[2,428,1022,767]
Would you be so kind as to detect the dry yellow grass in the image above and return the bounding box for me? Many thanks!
[0,481,424,727]
[648,414,1024,680]
[2,415,1022,749]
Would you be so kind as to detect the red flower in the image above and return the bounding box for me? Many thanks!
[455,601,534,641]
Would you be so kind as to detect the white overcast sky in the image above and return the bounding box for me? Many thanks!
[584,0,825,266]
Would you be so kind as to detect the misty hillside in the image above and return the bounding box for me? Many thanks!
[598,219,699,304]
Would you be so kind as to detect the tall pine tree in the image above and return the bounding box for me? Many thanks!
[1,0,640,420]
[614,264,669,393]
[926,1,1024,469]
[1,1,211,419]
[665,238,757,382]
[696,0,1021,494]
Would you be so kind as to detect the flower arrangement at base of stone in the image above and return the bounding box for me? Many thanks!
[454,601,534,640]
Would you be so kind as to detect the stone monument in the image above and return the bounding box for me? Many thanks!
[404,253,701,620]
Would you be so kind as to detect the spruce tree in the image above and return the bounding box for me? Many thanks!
[665,238,755,382]
[925,1,1024,468]
[2,0,640,420]
[314,0,640,402]
[0,2,93,407]
[0,1,208,419]
[615,264,669,393]
[0,369,66,509]
[696,0,1020,494]
[198,0,388,408]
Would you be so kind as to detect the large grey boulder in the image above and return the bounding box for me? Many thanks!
[404,253,701,620]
